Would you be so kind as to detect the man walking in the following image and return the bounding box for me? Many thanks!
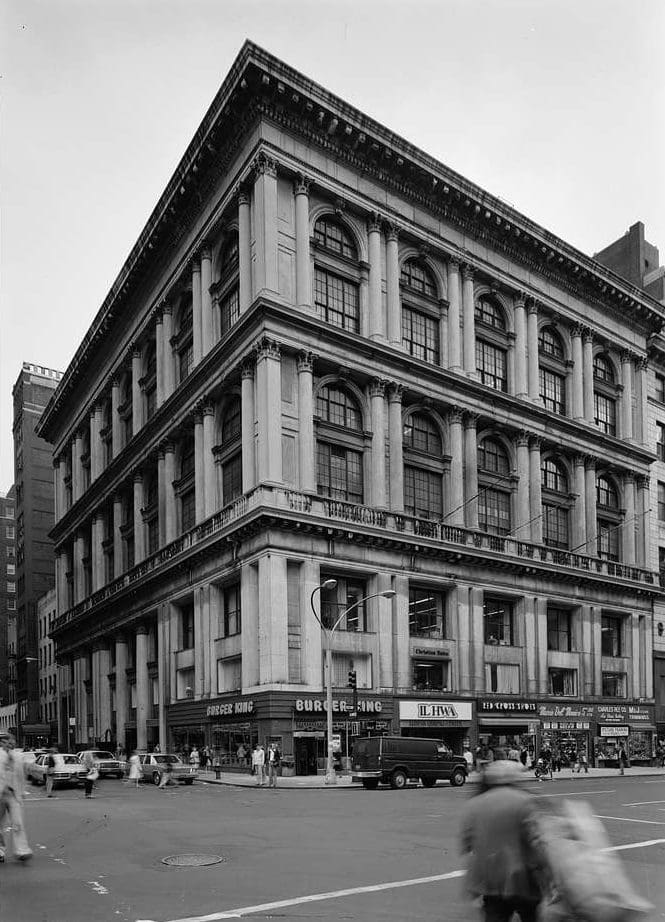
[252,743,265,786]
[45,746,58,797]
[267,743,281,788]
[0,732,33,862]
[460,750,540,922]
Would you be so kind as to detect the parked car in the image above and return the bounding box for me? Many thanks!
[76,750,124,779]
[135,753,198,785]
[27,753,87,787]
[14,749,48,779]
[351,736,468,789]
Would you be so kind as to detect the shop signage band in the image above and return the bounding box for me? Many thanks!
[600,726,629,737]
[399,701,472,722]
[294,698,384,714]
[206,700,255,718]
[479,700,537,713]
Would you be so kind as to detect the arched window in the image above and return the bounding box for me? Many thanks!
[539,326,567,415]
[313,216,360,332]
[403,413,443,519]
[316,384,364,504]
[596,474,620,561]
[401,258,440,365]
[219,233,240,336]
[220,397,242,504]
[475,296,508,391]
[477,437,512,535]
[541,457,570,549]
[593,354,618,436]
[175,294,194,383]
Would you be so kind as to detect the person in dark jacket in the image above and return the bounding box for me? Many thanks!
[460,750,540,922]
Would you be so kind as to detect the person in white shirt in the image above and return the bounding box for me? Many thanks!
[252,744,265,786]
[0,732,32,862]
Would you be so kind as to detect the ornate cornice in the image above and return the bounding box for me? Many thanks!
[254,335,281,361]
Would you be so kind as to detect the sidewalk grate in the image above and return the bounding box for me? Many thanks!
[162,854,226,868]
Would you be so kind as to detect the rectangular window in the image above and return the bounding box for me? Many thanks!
[549,668,577,696]
[321,578,368,632]
[475,340,507,391]
[540,368,565,414]
[220,286,240,336]
[601,615,622,657]
[602,672,627,697]
[222,454,242,504]
[6,564,15,576]
[657,423,665,462]
[485,663,520,694]
[543,504,569,549]
[7,599,15,610]
[484,597,514,645]
[404,466,442,519]
[317,442,363,504]
[547,608,571,652]
[330,653,371,689]
[413,659,449,691]
[659,483,665,521]
[5,526,14,538]
[594,392,616,436]
[402,306,440,365]
[217,657,242,693]
[176,668,194,700]
[147,519,159,556]
[408,587,446,639]
[597,520,619,560]
[314,268,359,332]
[181,489,196,533]
[479,489,511,536]
[179,342,193,382]
[6,582,15,594]
[656,374,665,403]
[223,584,241,637]
[181,606,194,650]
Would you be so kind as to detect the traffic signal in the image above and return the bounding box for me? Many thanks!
[347,669,357,689]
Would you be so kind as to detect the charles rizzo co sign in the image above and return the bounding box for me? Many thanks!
[399,700,473,722]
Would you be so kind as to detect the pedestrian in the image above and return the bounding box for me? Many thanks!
[507,745,520,763]
[189,746,200,770]
[158,757,172,790]
[618,744,629,776]
[519,746,528,767]
[0,732,33,863]
[153,743,161,754]
[252,743,265,786]
[128,750,141,788]
[237,743,246,767]
[551,747,561,773]
[463,747,474,775]
[576,749,588,774]
[267,742,281,788]
[82,749,99,798]
[460,750,540,922]
[45,745,58,798]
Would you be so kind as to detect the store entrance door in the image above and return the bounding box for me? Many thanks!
[295,737,320,775]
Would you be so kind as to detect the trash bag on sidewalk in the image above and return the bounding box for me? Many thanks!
[529,799,652,922]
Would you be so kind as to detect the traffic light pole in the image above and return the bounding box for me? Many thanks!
[324,638,336,785]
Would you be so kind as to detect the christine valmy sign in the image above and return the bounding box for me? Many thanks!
[399,700,473,722]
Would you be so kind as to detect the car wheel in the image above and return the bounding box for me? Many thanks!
[152,771,161,786]
[361,780,379,790]
[390,769,408,790]
[116,772,124,780]
[421,777,436,788]
[450,768,466,787]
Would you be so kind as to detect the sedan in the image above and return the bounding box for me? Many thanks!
[27,753,87,787]
[77,750,124,779]
[136,753,198,785]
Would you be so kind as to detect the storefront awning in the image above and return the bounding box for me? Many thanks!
[479,717,538,727]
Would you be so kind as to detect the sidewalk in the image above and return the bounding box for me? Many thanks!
[198,765,665,790]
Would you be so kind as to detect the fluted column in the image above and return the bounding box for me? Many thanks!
[528,438,543,543]
[161,304,175,400]
[463,412,479,529]
[253,154,279,295]
[572,455,587,553]
[584,457,597,557]
[164,443,177,543]
[620,351,634,440]
[388,385,404,512]
[515,434,530,540]
[192,257,202,366]
[461,264,476,377]
[157,450,166,547]
[203,403,216,517]
[111,377,122,457]
[113,494,123,576]
[447,409,464,525]
[527,300,540,402]
[74,531,86,602]
[72,433,83,502]
[92,642,111,742]
[359,263,370,337]
[89,408,100,481]
[241,359,256,492]
[447,260,462,372]
[155,309,165,407]
[91,513,105,592]
[131,347,142,436]
[294,175,311,310]
[135,626,149,751]
[583,330,594,423]
[369,379,386,508]
[255,337,282,483]
[58,456,68,516]
[514,293,527,399]
[194,411,205,523]
[571,325,584,419]
[386,224,401,345]
[636,357,649,447]
[201,245,213,355]
[622,473,636,565]
[297,352,315,493]
[637,474,650,568]
[133,471,145,563]
[367,213,383,340]
[238,187,252,313]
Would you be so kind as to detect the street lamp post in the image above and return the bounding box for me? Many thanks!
[310,580,396,785]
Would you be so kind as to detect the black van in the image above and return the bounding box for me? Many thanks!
[351,736,467,789]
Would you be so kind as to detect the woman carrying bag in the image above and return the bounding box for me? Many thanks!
[82,750,99,799]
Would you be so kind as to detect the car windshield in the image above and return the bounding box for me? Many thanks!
[63,755,80,765]
[154,755,181,765]
[92,752,114,759]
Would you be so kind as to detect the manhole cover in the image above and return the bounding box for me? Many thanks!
[162,854,226,868]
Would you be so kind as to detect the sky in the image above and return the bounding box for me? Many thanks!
[1,0,664,488]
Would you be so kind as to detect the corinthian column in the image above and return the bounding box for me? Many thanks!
[582,330,594,423]
[294,175,311,310]
[461,265,476,377]
[192,257,202,366]
[369,380,386,508]
[253,154,279,295]
[622,473,636,565]
[238,187,252,314]
[203,403,216,517]
[367,213,383,341]
[161,303,175,400]
[463,413,479,529]
[155,309,165,407]
[111,376,122,458]
[297,352,315,493]
[515,433,530,540]
[388,385,404,512]
[514,293,527,399]
[637,474,650,567]
[571,325,584,419]
[241,359,256,492]
[194,411,205,523]
[386,224,401,345]
[447,260,461,372]
[620,351,634,440]
[133,471,145,563]
[636,357,649,447]
[255,337,282,484]
[131,346,143,436]
[527,300,540,403]
[572,455,587,553]
[528,438,542,543]
[447,409,464,525]
[201,245,213,355]
[584,457,597,556]
[135,626,149,751]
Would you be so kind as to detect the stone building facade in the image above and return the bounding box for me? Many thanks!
[38,43,663,770]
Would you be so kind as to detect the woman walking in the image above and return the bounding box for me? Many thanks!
[82,750,99,799]
[128,750,141,788]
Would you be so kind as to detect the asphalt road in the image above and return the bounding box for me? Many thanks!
[2,775,664,922]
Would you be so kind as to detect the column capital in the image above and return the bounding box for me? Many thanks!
[387,383,403,404]
[584,453,598,470]
[514,291,527,309]
[367,211,382,234]
[254,335,281,361]
[621,470,635,485]
[235,181,252,206]
[620,349,635,365]
[160,299,173,317]
[516,430,531,448]
[151,306,162,325]
[526,297,539,316]
[202,401,215,418]
[447,406,464,425]
[131,344,143,360]
[113,632,129,646]
[240,356,256,379]
[92,639,109,654]
[253,152,278,179]
[636,355,648,371]
[463,410,480,428]
[111,374,122,389]
[199,243,213,262]
[582,327,594,345]
[385,221,399,242]
[461,263,475,282]
[135,623,150,637]
[571,322,585,338]
[447,256,461,273]
[191,256,201,274]
[636,473,650,489]
[573,453,586,467]
[293,173,311,196]
[369,378,386,399]
[133,469,144,485]
[159,439,175,456]
[296,351,315,373]
[528,435,543,451]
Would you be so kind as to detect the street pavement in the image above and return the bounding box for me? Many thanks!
[2,772,664,922]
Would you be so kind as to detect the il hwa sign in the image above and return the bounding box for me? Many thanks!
[399,700,472,722]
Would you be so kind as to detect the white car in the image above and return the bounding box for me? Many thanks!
[27,753,87,787]
[77,750,124,779]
